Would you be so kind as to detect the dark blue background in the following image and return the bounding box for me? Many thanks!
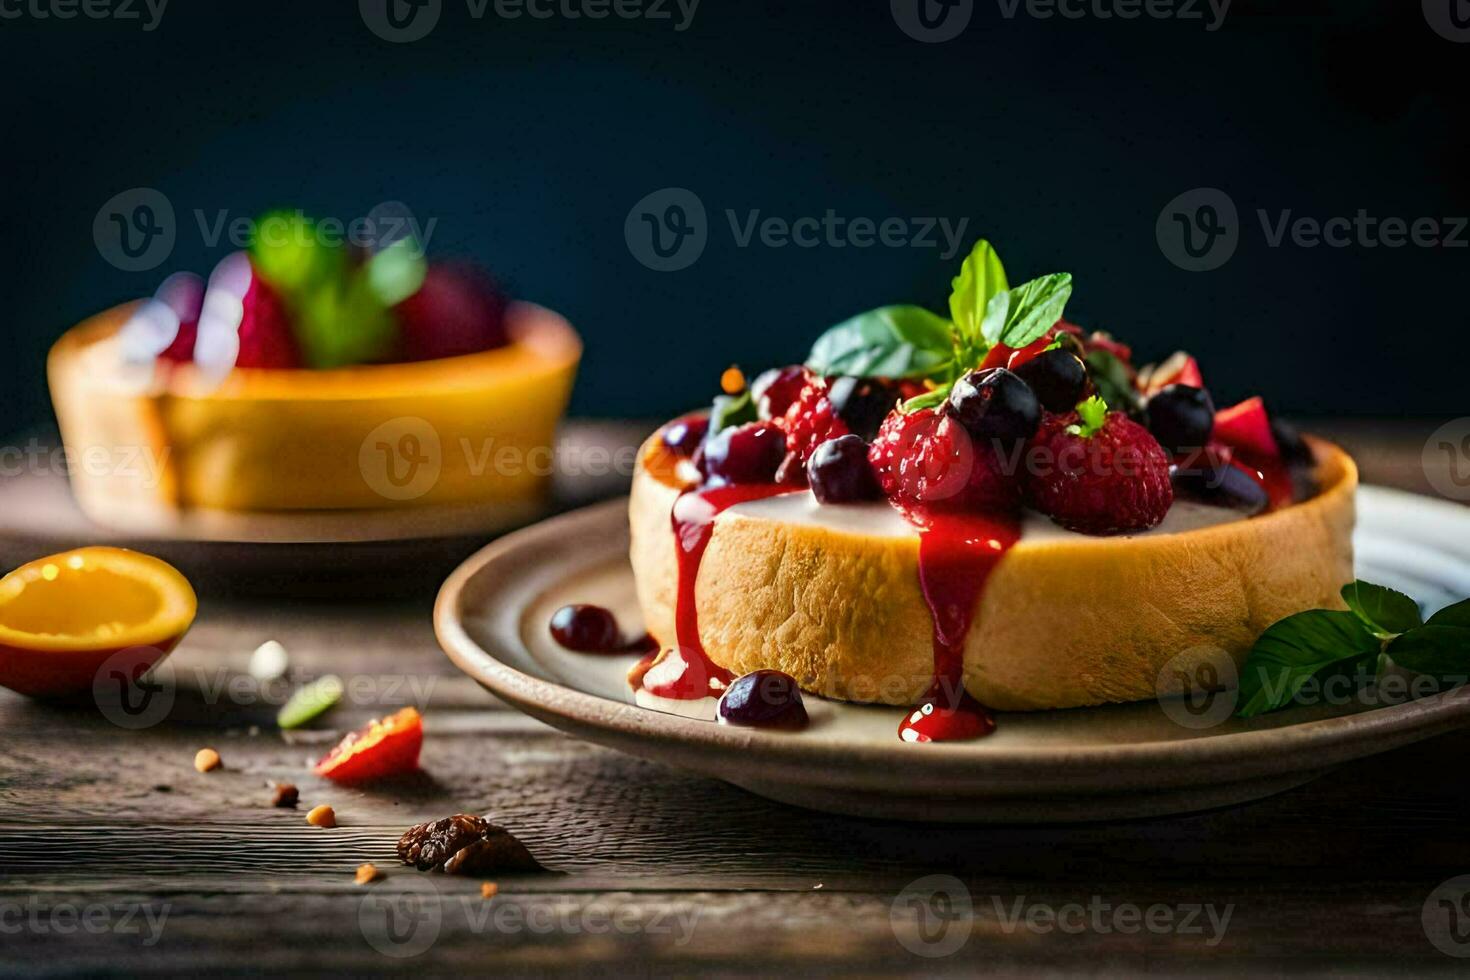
[2,0,1464,430]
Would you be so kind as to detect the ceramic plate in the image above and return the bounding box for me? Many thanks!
[435,487,1470,822]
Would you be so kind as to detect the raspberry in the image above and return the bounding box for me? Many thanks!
[235,276,301,369]
[779,378,850,467]
[868,407,1020,512]
[751,365,812,420]
[1024,411,1172,534]
[394,263,510,362]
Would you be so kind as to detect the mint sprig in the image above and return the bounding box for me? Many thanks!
[1235,580,1470,717]
[802,239,1074,415]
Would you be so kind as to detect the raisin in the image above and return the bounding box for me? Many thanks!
[396,814,546,875]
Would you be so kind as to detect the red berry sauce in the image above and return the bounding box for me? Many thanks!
[633,483,797,701]
[894,504,1019,743]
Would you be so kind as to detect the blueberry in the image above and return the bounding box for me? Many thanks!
[1145,385,1216,455]
[700,422,786,485]
[1270,417,1315,467]
[549,604,621,652]
[1012,349,1088,413]
[826,377,903,442]
[717,669,809,730]
[807,434,881,504]
[662,416,709,457]
[946,368,1041,445]
[1170,459,1268,515]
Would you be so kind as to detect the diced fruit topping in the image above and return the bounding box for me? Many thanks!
[699,421,786,486]
[807,434,882,504]
[1213,397,1281,458]
[751,366,811,420]
[717,670,810,730]
[1170,449,1269,515]
[661,415,709,457]
[1144,384,1216,454]
[1012,348,1088,413]
[314,706,423,784]
[869,408,1021,512]
[393,263,509,362]
[234,275,302,369]
[1141,351,1204,395]
[946,368,1041,446]
[1025,410,1173,534]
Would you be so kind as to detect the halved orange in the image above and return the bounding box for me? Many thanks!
[0,547,197,697]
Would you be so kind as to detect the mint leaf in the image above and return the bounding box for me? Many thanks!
[1341,581,1423,638]
[1236,610,1382,717]
[948,240,1009,348]
[709,389,755,434]
[979,273,1073,349]
[806,305,954,380]
[365,237,427,307]
[1065,395,1108,437]
[1427,598,1470,629]
[899,385,950,415]
[1386,625,1470,680]
[1083,349,1143,417]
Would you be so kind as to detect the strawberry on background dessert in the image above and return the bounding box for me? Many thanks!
[613,238,1354,742]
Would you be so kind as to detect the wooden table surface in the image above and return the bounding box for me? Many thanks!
[2,418,1469,977]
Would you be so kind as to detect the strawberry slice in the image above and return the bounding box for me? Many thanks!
[314,706,423,783]
[394,263,509,362]
[1214,397,1281,458]
[1143,351,1204,395]
[234,275,301,369]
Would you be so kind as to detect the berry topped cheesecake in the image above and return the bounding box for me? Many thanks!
[50,211,580,531]
[628,240,1356,741]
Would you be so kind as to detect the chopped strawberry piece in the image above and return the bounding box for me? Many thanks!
[1214,397,1281,458]
[314,707,423,783]
[1143,351,1204,395]
[394,263,509,362]
[1004,335,1053,371]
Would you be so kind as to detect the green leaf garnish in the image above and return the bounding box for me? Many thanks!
[1083,348,1143,417]
[979,273,1073,349]
[948,239,1009,348]
[805,305,954,380]
[709,389,756,434]
[1236,609,1383,717]
[1065,395,1108,437]
[1427,598,1470,629]
[277,674,344,730]
[1386,626,1470,680]
[899,385,950,415]
[1342,581,1423,639]
[365,236,428,308]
